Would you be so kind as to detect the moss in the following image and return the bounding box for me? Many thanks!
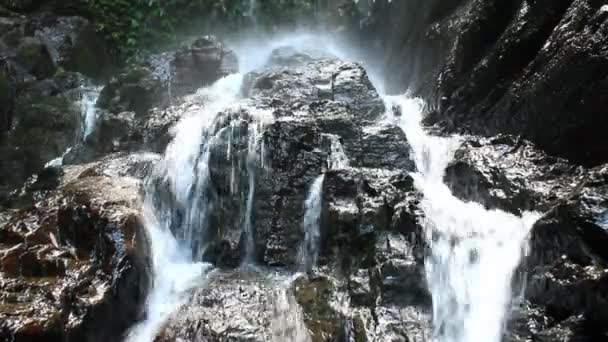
[0,72,10,108]
[294,275,346,342]
[66,23,113,79]
[15,37,56,79]
[0,71,12,132]
[15,94,75,130]
[1,29,23,48]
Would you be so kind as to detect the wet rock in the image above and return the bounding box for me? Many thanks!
[171,35,238,97]
[248,51,384,119]
[157,270,310,342]
[32,15,112,78]
[0,92,77,200]
[519,163,608,340]
[445,135,581,214]
[97,67,168,117]
[0,170,150,341]
[364,0,608,166]
[253,118,326,266]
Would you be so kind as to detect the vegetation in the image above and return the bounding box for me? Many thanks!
[85,0,335,58]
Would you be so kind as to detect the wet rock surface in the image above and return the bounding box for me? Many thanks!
[0,160,151,341]
[171,35,238,97]
[363,0,608,166]
[445,134,582,214]
[153,47,431,341]
[505,163,608,341]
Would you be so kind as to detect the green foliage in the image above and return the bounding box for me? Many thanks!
[84,0,357,58]
[85,0,220,57]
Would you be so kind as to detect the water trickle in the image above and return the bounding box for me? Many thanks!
[327,134,349,170]
[382,95,540,342]
[270,275,312,342]
[298,174,325,272]
[242,106,274,264]
[81,85,102,141]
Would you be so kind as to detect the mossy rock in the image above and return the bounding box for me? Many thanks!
[15,37,56,79]
[97,66,167,117]
[0,71,12,132]
[0,0,42,12]
[294,275,347,342]
[64,20,113,79]
[1,28,24,49]
[0,93,77,193]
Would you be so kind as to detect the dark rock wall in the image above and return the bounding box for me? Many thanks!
[361,0,608,166]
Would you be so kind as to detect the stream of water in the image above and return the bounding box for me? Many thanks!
[383,95,539,342]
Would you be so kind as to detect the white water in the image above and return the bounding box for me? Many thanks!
[270,275,312,342]
[81,85,102,140]
[298,174,325,272]
[127,74,246,341]
[327,134,350,170]
[383,95,540,342]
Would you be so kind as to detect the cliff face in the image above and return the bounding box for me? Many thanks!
[362,0,608,167]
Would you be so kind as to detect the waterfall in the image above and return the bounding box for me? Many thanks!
[298,133,350,271]
[248,0,258,30]
[382,95,540,342]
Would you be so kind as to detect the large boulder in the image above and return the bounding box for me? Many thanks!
[444,134,581,214]
[14,36,55,79]
[0,91,78,201]
[171,35,238,96]
[97,67,168,118]
[0,163,151,341]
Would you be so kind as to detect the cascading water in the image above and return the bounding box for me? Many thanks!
[121,31,540,342]
[127,73,246,341]
[382,95,540,342]
[298,133,351,271]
